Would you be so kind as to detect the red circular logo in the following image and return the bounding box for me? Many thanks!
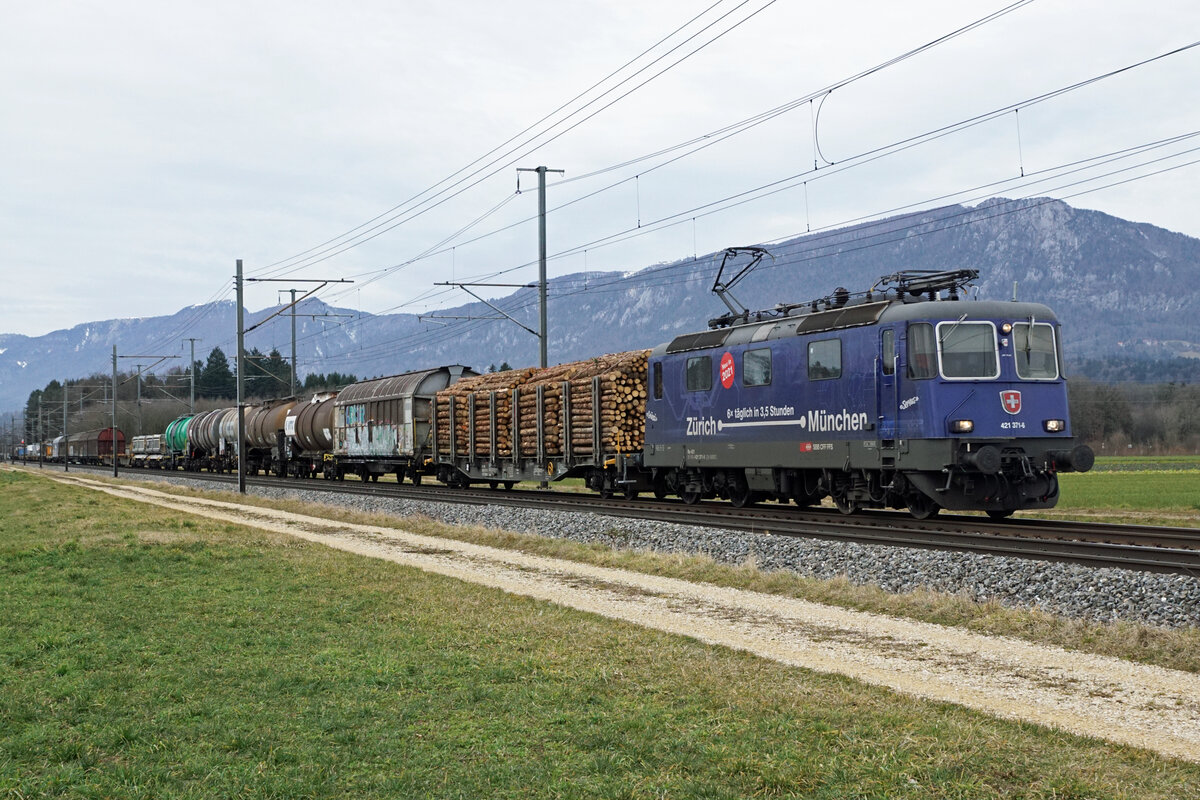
[719,352,735,389]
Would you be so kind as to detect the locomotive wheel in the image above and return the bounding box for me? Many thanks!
[906,494,940,520]
[986,509,1015,520]
[834,494,856,515]
[728,485,754,508]
[679,489,702,505]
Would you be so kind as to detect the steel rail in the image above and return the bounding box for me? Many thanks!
[41,463,1200,575]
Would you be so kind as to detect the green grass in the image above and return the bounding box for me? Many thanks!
[1092,455,1200,471]
[1055,470,1200,514]
[2,469,1199,797]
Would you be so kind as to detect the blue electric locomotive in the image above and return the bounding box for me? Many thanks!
[643,268,1094,518]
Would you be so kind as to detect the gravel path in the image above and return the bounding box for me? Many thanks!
[29,465,1200,628]
[45,471,1200,764]
[258,484,1200,629]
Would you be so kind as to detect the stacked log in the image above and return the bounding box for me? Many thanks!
[434,349,649,461]
[434,367,537,456]
[560,350,649,456]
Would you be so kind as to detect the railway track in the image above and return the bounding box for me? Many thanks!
[26,462,1200,575]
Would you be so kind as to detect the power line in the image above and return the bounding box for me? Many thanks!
[300,146,1200,370]
[123,17,1198,379]
[252,0,780,279]
[319,33,1198,314]
[136,1,1053,361]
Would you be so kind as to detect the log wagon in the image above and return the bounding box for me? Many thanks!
[433,350,652,495]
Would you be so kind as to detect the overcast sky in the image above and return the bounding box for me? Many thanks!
[3,0,1198,341]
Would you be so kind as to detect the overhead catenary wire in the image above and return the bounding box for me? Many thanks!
[183,124,1200,375]
[314,0,1044,305]
[317,35,1199,311]
[297,147,1200,371]
[128,12,1198,383]
[139,1,1049,363]
[252,0,739,277]
[251,0,782,280]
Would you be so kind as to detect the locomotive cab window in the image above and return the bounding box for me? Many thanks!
[1013,322,1059,380]
[907,323,937,379]
[881,329,895,376]
[652,361,663,399]
[743,348,772,387]
[807,339,841,380]
[937,320,999,379]
[685,355,712,391]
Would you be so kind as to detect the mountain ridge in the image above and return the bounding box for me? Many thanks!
[3,196,1197,412]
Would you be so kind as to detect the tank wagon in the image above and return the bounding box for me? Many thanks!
[176,402,296,474]
[331,365,478,482]
[163,415,193,468]
[245,398,298,475]
[184,408,242,472]
[284,393,337,478]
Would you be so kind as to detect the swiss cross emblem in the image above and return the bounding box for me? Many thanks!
[1000,390,1022,415]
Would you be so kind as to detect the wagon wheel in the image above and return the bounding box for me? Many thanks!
[834,494,857,515]
[488,480,499,490]
[622,484,639,500]
[986,508,1015,520]
[906,493,940,520]
[503,481,515,491]
[652,478,668,500]
[410,472,423,486]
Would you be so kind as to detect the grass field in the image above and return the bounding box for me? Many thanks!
[1055,472,1200,513]
[1092,455,1200,470]
[1050,457,1200,520]
[2,469,1200,798]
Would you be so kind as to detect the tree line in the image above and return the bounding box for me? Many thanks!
[17,347,357,445]
[1068,380,1199,454]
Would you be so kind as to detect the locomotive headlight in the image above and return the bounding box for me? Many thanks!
[949,419,974,434]
[1001,322,1013,334]
[1043,419,1066,433]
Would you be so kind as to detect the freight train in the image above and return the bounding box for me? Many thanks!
[33,269,1095,519]
[13,428,126,466]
